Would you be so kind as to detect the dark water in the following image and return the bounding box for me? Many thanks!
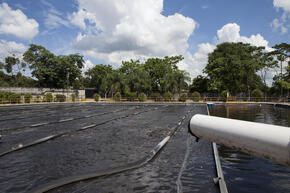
[209,104,290,193]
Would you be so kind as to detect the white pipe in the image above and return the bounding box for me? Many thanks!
[189,114,290,166]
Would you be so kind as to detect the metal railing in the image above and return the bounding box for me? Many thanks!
[0,97,84,104]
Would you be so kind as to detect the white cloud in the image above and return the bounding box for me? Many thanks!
[69,1,274,84]
[215,23,272,51]
[69,0,197,66]
[271,18,288,34]
[271,0,290,34]
[0,3,39,39]
[0,40,26,60]
[273,0,290,12]
[41,0,69,29]
[45,13,69,29]
[82,59,94,74]
[180,43,215,78]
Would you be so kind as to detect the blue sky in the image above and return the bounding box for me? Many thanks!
[0,0,289,81]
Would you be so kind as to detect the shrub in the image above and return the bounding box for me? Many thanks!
[8,93,21,104]
[138,92,147,102]
[71,93,76,102]
[36,95,41,103]
[178,93,188,102]
[151,93,163,102]
[0,91,12,104]
[114,92,121,102]
[251,89,263,102]
[55,94,66,102]
[24,93,32,103]
[192,91,200,102]
[44,93,53,102]
[221,90,230,102]
[125,92,137,101]
[93,93,100,102]
[164,92,172,102]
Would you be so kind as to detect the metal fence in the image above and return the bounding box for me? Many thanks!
[0,96,84,104]
[0,96,289,104]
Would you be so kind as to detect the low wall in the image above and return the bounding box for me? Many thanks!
[0,87,85,99]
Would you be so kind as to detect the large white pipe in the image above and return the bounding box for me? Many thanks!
[189,114,290,166]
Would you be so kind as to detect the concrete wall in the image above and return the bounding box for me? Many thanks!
[0,87,85,99]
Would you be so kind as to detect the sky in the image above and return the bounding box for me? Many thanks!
[0,0,289,83]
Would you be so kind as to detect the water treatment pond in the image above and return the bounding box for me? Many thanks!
[0,103,218,193]
[209,104,290,193]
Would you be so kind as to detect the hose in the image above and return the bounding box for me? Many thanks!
[31,108,192,193]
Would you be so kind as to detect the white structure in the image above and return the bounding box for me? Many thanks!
[189,114,290,166]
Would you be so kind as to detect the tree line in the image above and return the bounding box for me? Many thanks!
[0,44,190,98]
[0,42,289,98]
[191,42,289,98]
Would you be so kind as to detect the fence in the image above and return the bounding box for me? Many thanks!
[205,97,289,103]
[1,95,289,104]
[0,95,84,104]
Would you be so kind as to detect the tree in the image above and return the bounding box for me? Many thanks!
[120,60,151,94]
[23,44,84,88]
[190,75,210,94]
[272,43,290,97]
[23,44,58,88]
[204,42,265,96]
[55,54,84,88]
[257,52,278,96]
[4,55,28,86]
[163,72,178,94]
[175,70,190,96]
[85,64,113,97]
[144,55,184,92]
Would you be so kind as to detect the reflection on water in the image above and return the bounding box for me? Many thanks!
[209,104,290,193]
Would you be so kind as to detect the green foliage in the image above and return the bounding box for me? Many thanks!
[0,92,21,104]
[44,93,53,102]
[144,56,184,92]
[71,94,76,102]
[36,95,41,103]
[192,91,200,102]
[93,93,100,102]
[138,92,147,102]
[0,42,287,100]
[8,93,21,104]
[164,92,173,102]
[190,75,209,94]
[151,93,163,101]
[24,93,32,103]
[122,61,151,95]
[251,89,263,101]
[0,71,37,87]
[5,56,19,74]
[55,94,66,102]
[85,64,113,95]
[221,90,230,101]
[204,42,265,95]
[23,44,84,88]
[178,93,188,102]
[114,92,121,102]
[125,92,137,101]
[270,80,290,97]
[0,91,12,103]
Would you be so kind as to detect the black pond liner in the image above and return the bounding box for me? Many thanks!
[0,103,218,193]
[31,113,190,193]
[0,106,162,158]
